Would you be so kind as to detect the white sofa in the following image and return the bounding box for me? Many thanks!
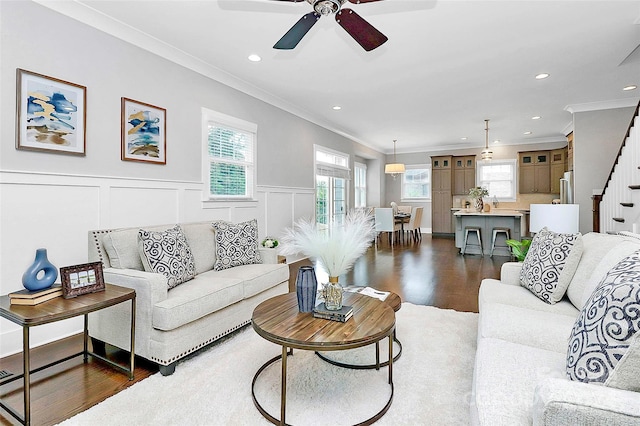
[87,221,289,375]
[472,232,640,425]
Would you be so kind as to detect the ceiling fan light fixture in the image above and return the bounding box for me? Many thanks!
[313,0,344,15]
[385,139,405,179]
[481,119,493,161]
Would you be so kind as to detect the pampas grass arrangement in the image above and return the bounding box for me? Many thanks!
[280,209,376,278]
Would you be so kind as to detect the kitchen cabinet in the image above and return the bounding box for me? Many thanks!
[453,155,476,195]
[431,156,453,234]
[519,151,550,193]
[550,148,568,194]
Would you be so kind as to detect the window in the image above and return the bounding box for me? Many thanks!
[203,109,256,200]
[354,162,367,208]
[402,165,431,200]
[476,159,517,201]
[315,146,350,228]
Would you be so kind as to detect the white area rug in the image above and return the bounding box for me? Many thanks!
[59,304,478,425]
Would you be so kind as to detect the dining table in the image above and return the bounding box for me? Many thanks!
[394,212,411,243]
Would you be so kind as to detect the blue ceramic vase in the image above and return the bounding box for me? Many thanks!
[22,248,58,291]
[296,266,318,312]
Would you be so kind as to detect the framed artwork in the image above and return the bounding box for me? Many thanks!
[16,69,86,155]
[121,97,166,164]
[60,261,105,298]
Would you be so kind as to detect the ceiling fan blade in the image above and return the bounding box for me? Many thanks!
[348,0,385,3]
[274,12,321,49]
[335,8,388,51]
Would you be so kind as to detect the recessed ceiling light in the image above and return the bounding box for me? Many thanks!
[532,116,541,120]
[332,105,342,110]
[623,85,637,91]
[461,137,468,140]
[248,54,261,62]
[535,73,550,80]
[493,140,500,144]
[524,131,532,135]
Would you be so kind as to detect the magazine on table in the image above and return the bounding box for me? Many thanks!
[342,285,389,301]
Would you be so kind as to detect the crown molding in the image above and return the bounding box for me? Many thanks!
[31,0,383,154]
[564,97,640,114]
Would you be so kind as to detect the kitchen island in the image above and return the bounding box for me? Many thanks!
[453,209,523,256]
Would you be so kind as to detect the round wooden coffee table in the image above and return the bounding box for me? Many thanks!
[251,292,395,426]
[315,290,402,369]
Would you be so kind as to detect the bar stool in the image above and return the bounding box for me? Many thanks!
[462,226,483,255]
[490,227,511,257]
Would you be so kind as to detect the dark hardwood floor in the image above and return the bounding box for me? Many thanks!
[0,235,508,425]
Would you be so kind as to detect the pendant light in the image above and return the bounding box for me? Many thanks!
[385,139,406,179]
[481,119,493,160]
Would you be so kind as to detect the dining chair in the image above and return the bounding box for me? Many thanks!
[374,208,401,247]
[397,205,412,214]
[390,201,398,215]
[404,206,424,242]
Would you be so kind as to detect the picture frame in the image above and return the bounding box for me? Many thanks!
[16,69,87,155]
[121,97,166,164]
[60,262,105,299]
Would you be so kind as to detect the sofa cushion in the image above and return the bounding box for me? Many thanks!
[138,225,196,289]
[212,219,262,271]
[566,233,634,309]
[520,228,583,304]
[103,229,145,270]
[152,272,244,331]
[207,263,289,298]
[181,222,217,275]
[479,279,580,318]
[479,302,577,353]
[472,337,567,426]
[567,249,640,391]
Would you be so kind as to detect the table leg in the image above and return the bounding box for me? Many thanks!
[23,326,30,425]
[280,345,287,426]
[129,297,136,380]
[83,314,89,363]
[388,334,393,385]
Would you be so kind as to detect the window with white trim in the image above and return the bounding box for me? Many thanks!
[354,162,367,208]
[402,164,431,201]
[315,146,350,227]
[476,159,517,201]
[203,109,256,200]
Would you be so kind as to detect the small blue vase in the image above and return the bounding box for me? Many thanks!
[22,248,58,291]
[296,266,318,312]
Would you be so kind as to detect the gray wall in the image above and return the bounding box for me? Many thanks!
[574,106,637,233]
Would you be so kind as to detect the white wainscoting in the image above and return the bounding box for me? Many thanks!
[0,170,313,357]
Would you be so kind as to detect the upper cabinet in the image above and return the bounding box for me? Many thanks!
[519,148,567,194]
[453,155,476,195]
[519,150,551,193]
[432,155,452,191]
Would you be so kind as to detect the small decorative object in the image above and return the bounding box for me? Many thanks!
[261,237,279,249]
[492,195,499,208]
[483,203,490,213]
[121,97,166,164]
[60,261,105,298]
[295,265,318,312]
[322,277,344,310]
[505,238,533,262]
[22,248,58,291]
[16,69,87,155]
[280,209,377,311]
[468,186,489,212]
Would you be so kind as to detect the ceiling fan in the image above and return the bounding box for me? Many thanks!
[272,0,388,51]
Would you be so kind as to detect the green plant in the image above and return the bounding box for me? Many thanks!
[468,186,489,199]
[505,239,532,261]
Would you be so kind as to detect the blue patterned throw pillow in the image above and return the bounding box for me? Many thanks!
[519,227,583,304]
[566,249,640,391]
[212,219,262,271]
[138,225,196,289]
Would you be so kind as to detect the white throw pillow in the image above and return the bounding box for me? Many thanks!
[138,225,196,289]
[566,249,640,391]
[211,219,262,271]
[519,227,583,304]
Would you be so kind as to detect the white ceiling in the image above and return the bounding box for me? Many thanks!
[39,0,640,155]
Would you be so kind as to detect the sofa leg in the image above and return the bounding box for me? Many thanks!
[159,362,177,376]
[90,337,106,356]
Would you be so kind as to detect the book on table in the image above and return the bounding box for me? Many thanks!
[9,285,63,305]
[313,303,353,322]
